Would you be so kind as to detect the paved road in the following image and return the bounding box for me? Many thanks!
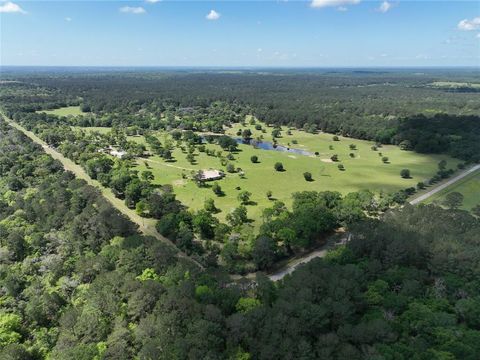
[2,114,204,269]
[409,164,480,205]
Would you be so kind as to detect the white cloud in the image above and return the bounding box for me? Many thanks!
[65,17,72,22]
[458,17,480,31]
[145,0,161,3]
[477,33,480,39]
[0,1,26,14]
[337,6,348,12]
[206,9,220,20]
[310,0,360,9]
[257,48,263,52]
[119,6,146,14]
[377,1,392,13]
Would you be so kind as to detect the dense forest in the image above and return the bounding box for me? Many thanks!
[1,69,479,162]
[1,118,480,359]
[1,69,479,359]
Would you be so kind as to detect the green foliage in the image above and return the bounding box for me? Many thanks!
[400,168,411,178]
[136,268,161,282]
[303,172,312,181]
[0,312,22,347]
[443,192,464,209]
[274,162,284,171]
[235,297,261,313]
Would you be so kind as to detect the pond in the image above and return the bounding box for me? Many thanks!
[234,138,314,157]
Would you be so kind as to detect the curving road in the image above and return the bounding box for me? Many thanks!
[269,165,480,281]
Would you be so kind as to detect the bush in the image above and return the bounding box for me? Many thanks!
[382,156,389,163]
[212,183,223,196]
[443,192,464,209]
[333,135,339,141]
[331,154,339,162]
[226,163,236,173]
[303,172,313,181]
[338,164,345,171]
[250,155,258,163]
[400,169,411,178]
[274,162,284,171]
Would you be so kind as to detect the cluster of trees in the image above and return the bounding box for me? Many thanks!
[393,114,480,162]
[218,190,411,274]
[3,121,479,359]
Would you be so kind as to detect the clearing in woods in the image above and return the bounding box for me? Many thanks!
[77,121,460,227]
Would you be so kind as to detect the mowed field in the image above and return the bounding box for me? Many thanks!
[425,170,480,211]
[78,121,460,226]
[40,106,84,116]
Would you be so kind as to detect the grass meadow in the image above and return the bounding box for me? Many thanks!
[79,121,461,226]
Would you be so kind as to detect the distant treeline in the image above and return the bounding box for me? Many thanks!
[2,72,480,162]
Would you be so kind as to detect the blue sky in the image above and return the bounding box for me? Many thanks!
[1,0,479,67]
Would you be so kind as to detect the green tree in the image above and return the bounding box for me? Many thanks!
[226,206,248,227]
[400,169,411,178]
[252,236,276,270]
[274,162,284,171]
[193,210,217,239]
[0,312,22,347]
[443,192,464,209]
[204,198,217,213]
[237,191,252,205]
[140,170,154,182]
[212,182,223,196]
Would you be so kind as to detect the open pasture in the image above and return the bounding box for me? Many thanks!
[39,106,84,116]
[124,122,460,225]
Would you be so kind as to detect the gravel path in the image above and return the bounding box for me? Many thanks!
[2,114,203,269]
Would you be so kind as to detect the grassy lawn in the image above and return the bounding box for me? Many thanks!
[40,106,84,116]
[77,122,461,226]
[425,170,480,211]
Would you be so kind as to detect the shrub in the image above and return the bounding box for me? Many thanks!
[212,183,223,196]
[400,169,411,178]
[274,162,284,171]
[444,192,464,209]
[226,163,236,173]
[250,155,258,163]
[303,172,313,181]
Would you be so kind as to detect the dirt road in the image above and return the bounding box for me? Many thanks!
[2,114,203,269]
